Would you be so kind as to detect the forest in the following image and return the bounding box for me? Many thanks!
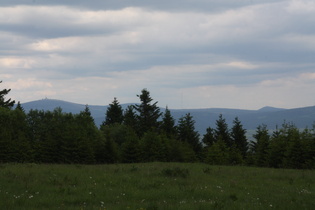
[1,82,315,169]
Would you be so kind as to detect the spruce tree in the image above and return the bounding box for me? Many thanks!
[269,122,300,168]
[214,114,231,147]
[161,106,177,138]
[0,81,15,109]
[134,89,161,136]
[202,127,216,147]
[283,123,303,168]
[123,105,138,131]
[103,97,124,126]
[15,101,24,112]
[177,113,202,155]
[76,105,97,163]
[231,117,248,158]
[252,124,270,167]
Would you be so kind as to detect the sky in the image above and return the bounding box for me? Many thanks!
[1,0,315,110]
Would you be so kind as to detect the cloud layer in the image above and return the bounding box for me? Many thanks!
[1,0,315,109]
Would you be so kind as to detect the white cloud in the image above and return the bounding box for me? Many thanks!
[30,40,62,52]
[0,58,35,68]
[7,78,52,90]
[300,72,315,80]
[225,61,258,69]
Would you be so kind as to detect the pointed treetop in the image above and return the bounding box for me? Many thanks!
[15,101,25,112]
[103,97,124,126]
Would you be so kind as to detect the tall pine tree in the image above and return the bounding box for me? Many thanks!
[123,105,138,131]
[103,97,124,126]
[161,106,177,138]
[177,113,202,156]
[215,114,231,147]
[134,89,161,136]
[231,117,248,158]
[202,127,216,147]
[252,124,270,167]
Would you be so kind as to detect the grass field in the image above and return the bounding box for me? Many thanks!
[0,162,314,209]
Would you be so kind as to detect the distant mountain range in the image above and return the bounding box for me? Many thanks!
[20,99,315,135]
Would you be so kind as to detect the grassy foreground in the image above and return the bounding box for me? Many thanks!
[0,163,314,210]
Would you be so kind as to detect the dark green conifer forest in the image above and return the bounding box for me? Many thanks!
[0,84,315,169]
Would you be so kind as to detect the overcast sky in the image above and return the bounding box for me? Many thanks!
[1,0,315,110]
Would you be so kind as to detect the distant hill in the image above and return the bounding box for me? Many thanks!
[257,106,285,112]
[20,99,315,135]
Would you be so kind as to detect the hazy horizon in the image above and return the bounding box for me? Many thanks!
[20,97,299,111]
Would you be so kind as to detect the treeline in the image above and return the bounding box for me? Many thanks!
[0,86,315,168]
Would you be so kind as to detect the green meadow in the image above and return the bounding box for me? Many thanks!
[0,163,314,210]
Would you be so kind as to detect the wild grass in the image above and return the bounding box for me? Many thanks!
[0,162,314,209]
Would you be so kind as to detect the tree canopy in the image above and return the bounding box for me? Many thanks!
[0,84,314,169]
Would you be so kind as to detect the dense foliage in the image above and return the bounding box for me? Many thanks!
[0,86,314,169]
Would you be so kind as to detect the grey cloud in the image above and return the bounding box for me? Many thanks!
[1,0,315,109]
[0,0,280,12]
[0,11,126,39]
[0,23,113,39]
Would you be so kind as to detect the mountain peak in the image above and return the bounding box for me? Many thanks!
[258,106,284,112]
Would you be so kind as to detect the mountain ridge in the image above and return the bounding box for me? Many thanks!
[19,99,315,135]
